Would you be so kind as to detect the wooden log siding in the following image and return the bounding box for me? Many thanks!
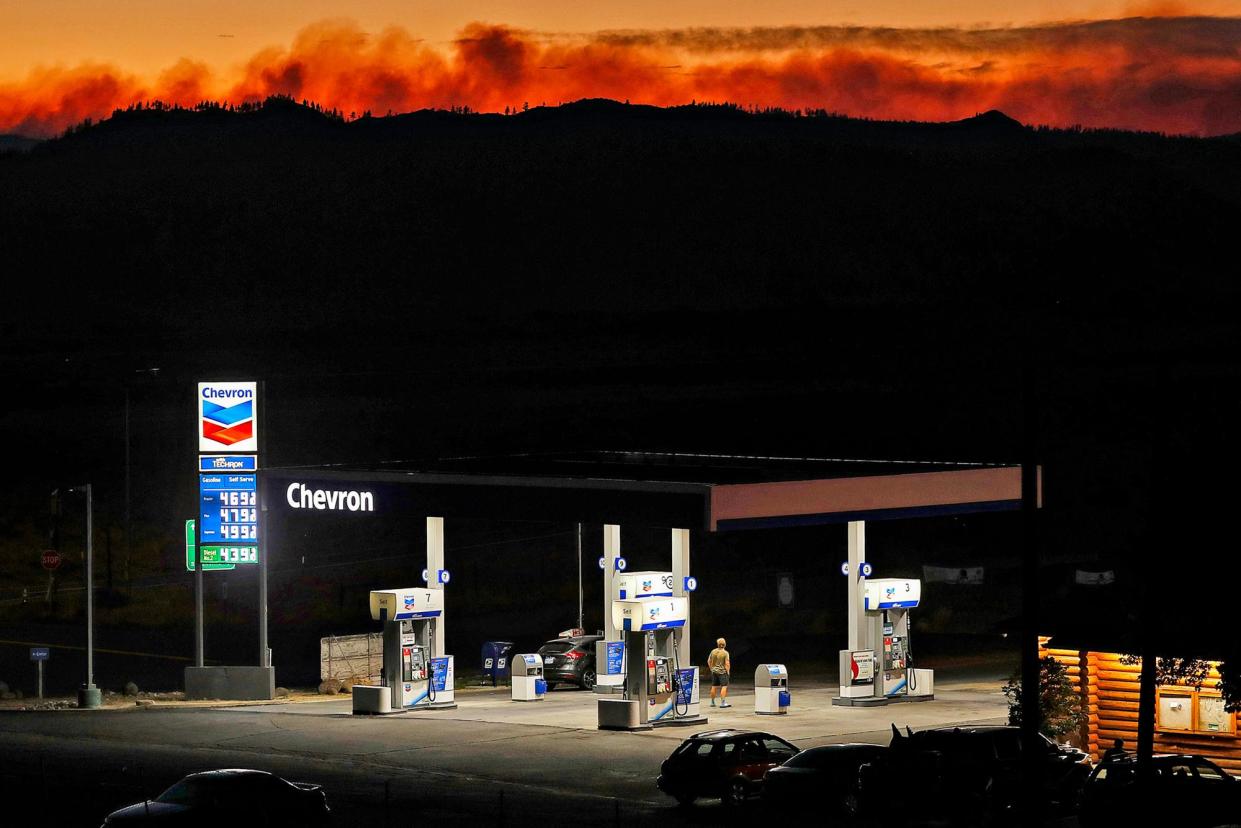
[1043,639,1241,771]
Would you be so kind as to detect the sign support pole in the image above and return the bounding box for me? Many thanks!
[37,659,43,699]
[258,380,268,668]
[194,523,204,667]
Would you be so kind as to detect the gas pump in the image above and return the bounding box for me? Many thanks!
[596,571,674,693]
[862,579,933,700]
[597,597,706,730]
[352,588,456,713]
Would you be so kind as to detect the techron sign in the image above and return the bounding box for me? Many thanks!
[285,482,376,512]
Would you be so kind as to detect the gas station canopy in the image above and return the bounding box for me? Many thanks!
[263,451,1029,530]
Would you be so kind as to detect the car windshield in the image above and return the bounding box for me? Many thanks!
[784,747,874,769]
[784,749,833,769]
[539,641,575,654]
[156,779,217,805]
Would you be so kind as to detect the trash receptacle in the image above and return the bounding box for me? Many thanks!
[511,654,547,702]
[481,641,515,686]
[755,664,790,715]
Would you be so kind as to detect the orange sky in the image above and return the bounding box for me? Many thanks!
[3,4,1241,136]
[6,0,1239,79]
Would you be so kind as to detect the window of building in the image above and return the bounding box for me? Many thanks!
[1156,687,1235,736]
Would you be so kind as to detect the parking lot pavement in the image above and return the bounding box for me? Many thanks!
[0,673,1012,825]
[226,673,1009,747]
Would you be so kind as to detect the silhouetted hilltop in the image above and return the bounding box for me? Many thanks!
[3,95,1239,396]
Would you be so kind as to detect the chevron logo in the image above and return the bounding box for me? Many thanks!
[202,399,254,446]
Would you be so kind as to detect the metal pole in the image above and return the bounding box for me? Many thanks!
[86,483,94,687]
[259,505,268,666]
[577,523,583,631]
[37,660,43,700]
[1020,363,1041,826]
[258,379,269,669]
[76,483,100,707]
[195,521,204,667]
[124,386,131,596]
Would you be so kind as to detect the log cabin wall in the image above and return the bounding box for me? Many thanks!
[1041,639,1241,771]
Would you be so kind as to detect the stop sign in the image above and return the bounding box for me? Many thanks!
[41,550,61,571]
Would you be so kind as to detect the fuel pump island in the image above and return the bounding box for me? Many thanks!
[597,595,705,730]
[353,588,456,713]
[834,522,934,706]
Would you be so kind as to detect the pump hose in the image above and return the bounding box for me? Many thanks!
[427,660,437,703]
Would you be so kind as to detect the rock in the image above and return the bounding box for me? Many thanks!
[135,699,154,707]
[123,681,139,696]
[318,679,342,695]
[13,690,22,700]
[275,687,291,698]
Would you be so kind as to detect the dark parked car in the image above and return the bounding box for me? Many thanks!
[857,725,1091,825]
[764,743,886,815]
[538,634,602,690]
[1080,753,1241,828]
[657,729,800,806]
[101,769,330,826]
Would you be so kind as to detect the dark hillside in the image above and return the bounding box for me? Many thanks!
[2,100,1240,689]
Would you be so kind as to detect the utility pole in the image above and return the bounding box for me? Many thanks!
[72,483,101,709]
[577,523,584,632]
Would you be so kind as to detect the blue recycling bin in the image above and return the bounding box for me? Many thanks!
[535,678,548,696]
[779,689,791,708]
[481,641,515,686]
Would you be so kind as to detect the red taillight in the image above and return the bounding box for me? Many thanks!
[565,649,585,660]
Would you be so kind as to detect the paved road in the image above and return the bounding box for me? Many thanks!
[0,679,1012,827]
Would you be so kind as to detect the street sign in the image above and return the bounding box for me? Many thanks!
[41,550,61,571]
[30,647,49,661]
[185,519,234,572]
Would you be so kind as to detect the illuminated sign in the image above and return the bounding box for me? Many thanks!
[198,382,258,452]
[199,474,259,543]
[185,519,234,572]
[285,482,375,512]
[199,455,258,472]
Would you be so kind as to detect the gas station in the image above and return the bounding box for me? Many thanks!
[250,451,1028,729]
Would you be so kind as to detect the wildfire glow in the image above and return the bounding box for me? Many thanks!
[2,16,1240,137]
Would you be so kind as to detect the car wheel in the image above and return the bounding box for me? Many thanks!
[674,794,696,807]
[723,777,748,806]
[581,669,596,690]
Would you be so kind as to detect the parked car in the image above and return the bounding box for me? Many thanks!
[537,634,602,690]
[1080,753,1241,828]
[763,743,886,814]
[857,725,1092,825]
[657,729,800,806]
[101,769,330,826]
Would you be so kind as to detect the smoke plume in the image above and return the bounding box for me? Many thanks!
[3,16,1241,137]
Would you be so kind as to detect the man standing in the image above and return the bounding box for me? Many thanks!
[708,637,731,708]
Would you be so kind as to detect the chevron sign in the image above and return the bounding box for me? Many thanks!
[198,382,259,452]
